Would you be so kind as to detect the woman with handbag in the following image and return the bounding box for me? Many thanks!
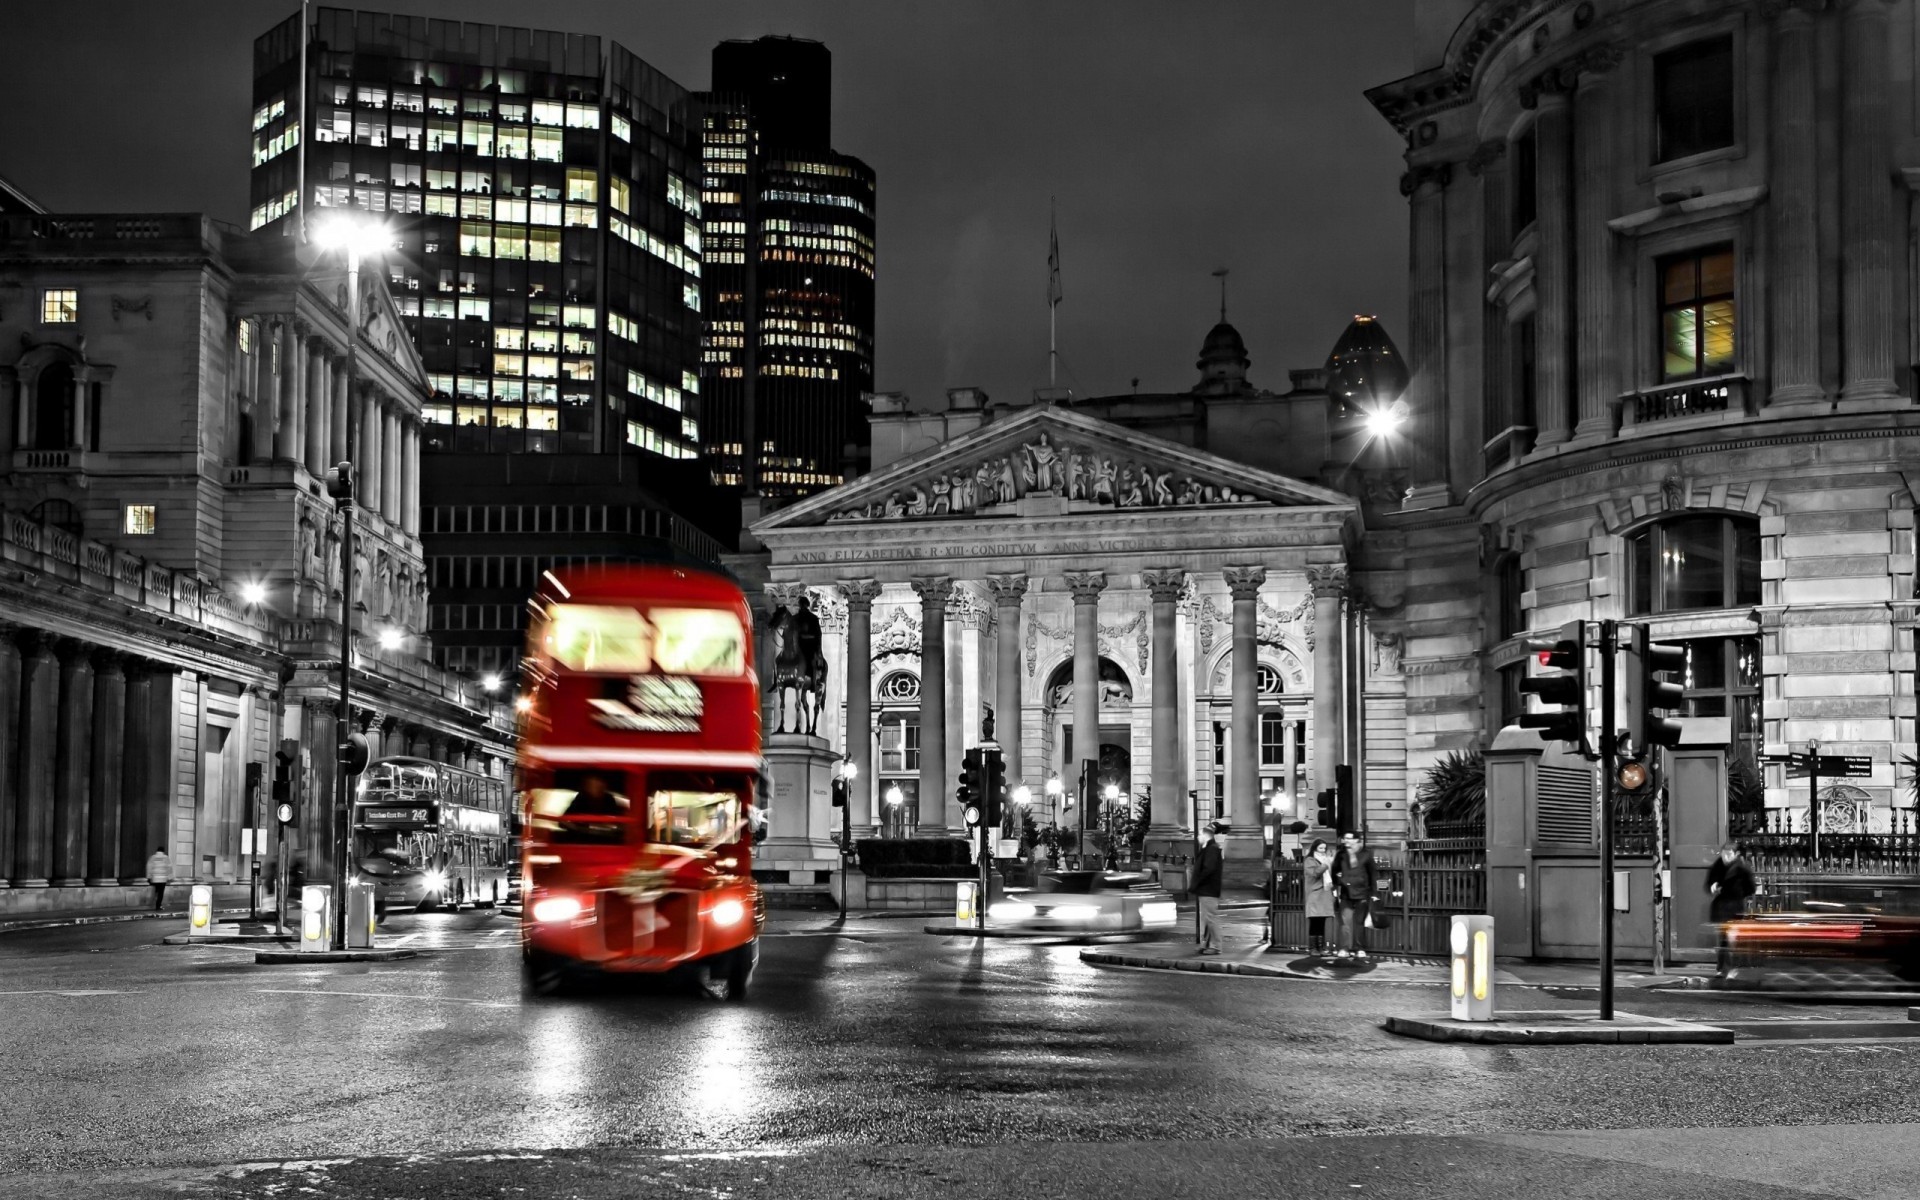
[1302,839,1336,956]
[1331,831,1379,960]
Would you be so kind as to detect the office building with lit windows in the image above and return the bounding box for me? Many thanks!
[697,36,877,498]
[250,8,707,463]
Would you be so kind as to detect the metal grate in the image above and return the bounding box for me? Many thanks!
[1536,764,1594,844]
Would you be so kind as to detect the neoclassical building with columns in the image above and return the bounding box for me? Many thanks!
[0,210,511,912]
[731,322,1419,856]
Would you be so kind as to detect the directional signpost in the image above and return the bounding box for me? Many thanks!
[1764,746,1874,856]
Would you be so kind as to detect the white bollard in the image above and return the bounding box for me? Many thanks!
[955,881,977,924]
[187,884,213,938]
[299,885,333,953]
[1449,914,1496,1020]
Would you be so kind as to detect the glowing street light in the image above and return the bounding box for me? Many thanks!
[1364,399,1411,439]
[239,581,268,606]
[1103,783,1120,803]
[1013,785,1033,807]
[884,785,904,806]
[481,673,503,693]
[378,627,405,651]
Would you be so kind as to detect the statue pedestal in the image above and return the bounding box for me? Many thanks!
[760,732,842,884]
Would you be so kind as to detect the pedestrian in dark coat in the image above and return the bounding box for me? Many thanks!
[145,847,172,912]
[1707,843,1756,976]
[1192,821,1226,955]
[1302,839,1336,955]
[1331,831,1380,960]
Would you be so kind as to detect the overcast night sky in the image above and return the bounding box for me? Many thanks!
[0,1,1418,410]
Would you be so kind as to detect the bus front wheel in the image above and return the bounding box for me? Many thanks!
[719,942,755,1002]
[522,947,570,996]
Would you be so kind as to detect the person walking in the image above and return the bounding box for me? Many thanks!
[1331,830,1379,960]
[1192,820,1225,955]
[145,846,173,913]
[1707,842,1756,978]
[1302,838,1336,956]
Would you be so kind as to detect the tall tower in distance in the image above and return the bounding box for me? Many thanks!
[698,35,876,499]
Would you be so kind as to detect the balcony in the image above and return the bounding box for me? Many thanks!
[1618,374,1753,437]
[12,449,98,474]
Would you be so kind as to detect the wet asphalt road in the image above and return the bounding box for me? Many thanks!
[4,907,1920,1199]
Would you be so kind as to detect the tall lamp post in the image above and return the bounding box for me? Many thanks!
[315,211,388,951]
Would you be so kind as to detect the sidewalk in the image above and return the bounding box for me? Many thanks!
[0,902,261,936]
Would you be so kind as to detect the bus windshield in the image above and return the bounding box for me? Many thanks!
[526,769,748,849]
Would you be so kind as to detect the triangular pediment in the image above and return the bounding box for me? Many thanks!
[755,405,1354,532]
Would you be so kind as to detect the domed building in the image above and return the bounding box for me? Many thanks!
[728,317,1419,882]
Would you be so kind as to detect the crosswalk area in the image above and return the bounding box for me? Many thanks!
[379,923,521,951]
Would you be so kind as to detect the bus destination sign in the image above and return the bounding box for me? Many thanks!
[589,675,704,734]
[360,805,435,826]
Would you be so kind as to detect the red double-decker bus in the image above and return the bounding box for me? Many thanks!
[517,564,764,998]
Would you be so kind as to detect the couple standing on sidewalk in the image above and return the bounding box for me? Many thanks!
[1304,832,1378,959]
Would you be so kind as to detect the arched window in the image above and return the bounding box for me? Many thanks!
[33,362,75,451]
[1256,664,1284,696]
[1626,514,1760,615]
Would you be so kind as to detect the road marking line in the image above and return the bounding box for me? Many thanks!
[254,989,514,1007]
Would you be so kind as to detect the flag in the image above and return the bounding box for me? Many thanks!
[1047,205,1063,308]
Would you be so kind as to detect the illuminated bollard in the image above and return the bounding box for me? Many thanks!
[1449,914,1496,1021]
[299,885,333,953]
[346,880,376,949]
[955,881,977,924]
[187,884,213,939]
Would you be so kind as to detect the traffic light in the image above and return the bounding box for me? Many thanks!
[340,730,370,777]
[324,462,354,500]
[1315,788,1336,827]
[982,749,1006,829]
[1334,763,1355,834]
[1518,619,1588,751]
[1636,626,1688,749]
[957,747,983,819]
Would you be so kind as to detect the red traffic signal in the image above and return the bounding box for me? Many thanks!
[1517,620,1587,749]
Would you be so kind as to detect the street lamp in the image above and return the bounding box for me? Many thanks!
[481,673,502,693]
[239,580,268,606]
[378,627,405,651]
[314,209,389,951]
[1364,398,1410,439]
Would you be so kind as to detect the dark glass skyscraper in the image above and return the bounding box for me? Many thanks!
[697,37,876,497]
[250,9,705,463]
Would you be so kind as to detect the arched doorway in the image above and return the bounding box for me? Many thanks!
[1040,654,1134,796]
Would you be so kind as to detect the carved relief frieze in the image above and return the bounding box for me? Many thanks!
[825,428,1264,524]
[1023,609,1148,675]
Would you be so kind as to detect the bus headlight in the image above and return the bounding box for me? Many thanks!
[710,898,746,927]
[1050,904,1100,922]
[424,869,448,894]
[988,901,1035,922]
[531,896,583,923]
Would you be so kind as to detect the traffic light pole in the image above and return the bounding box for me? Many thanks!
[1598,620,1617,1021]
[332,245,361,953]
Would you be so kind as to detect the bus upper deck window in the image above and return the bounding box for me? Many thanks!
[650,608,745,676]
[544,604,653,673]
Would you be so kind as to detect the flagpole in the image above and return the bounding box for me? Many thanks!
[1048,197,1060,392]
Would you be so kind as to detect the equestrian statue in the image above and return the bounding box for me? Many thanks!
[768,594,829,735]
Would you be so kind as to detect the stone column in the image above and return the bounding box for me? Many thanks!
[1403,166,1450,493]
[839,579,882,832]
[275,322,301,461]
[13,637,58,886]
[1307,565,1349,801]
[1769,3,1823,406]
[984,574,1028,787]
[402,420,421,534]
[1063,570,1107,806]
[910,576,951,834]
[85,653,127,885]
[1571,53,1620,442]
[383,404,402,523]
[359,389,381,518]
[254,325,280,462]
[1470,141,1512,448]
[1222,566,1264,826]
[330,359,350,467]
[305,337,330,473]
[1531,89,1574,446]
[50,646,96,886]
[0,630,19,885]
[1141,568,1185,833]
[1840,0,1898,403]
[118,665,154,883]
[1282,718,1301,805]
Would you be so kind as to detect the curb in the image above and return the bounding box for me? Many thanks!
[1081,949,1299,978]
[162,931,295,945]
[1383,1013,1735,1045]
[0,907,255,936]
[254,948,418,964]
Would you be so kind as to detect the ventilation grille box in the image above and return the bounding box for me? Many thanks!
[1536,763,1594,844]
